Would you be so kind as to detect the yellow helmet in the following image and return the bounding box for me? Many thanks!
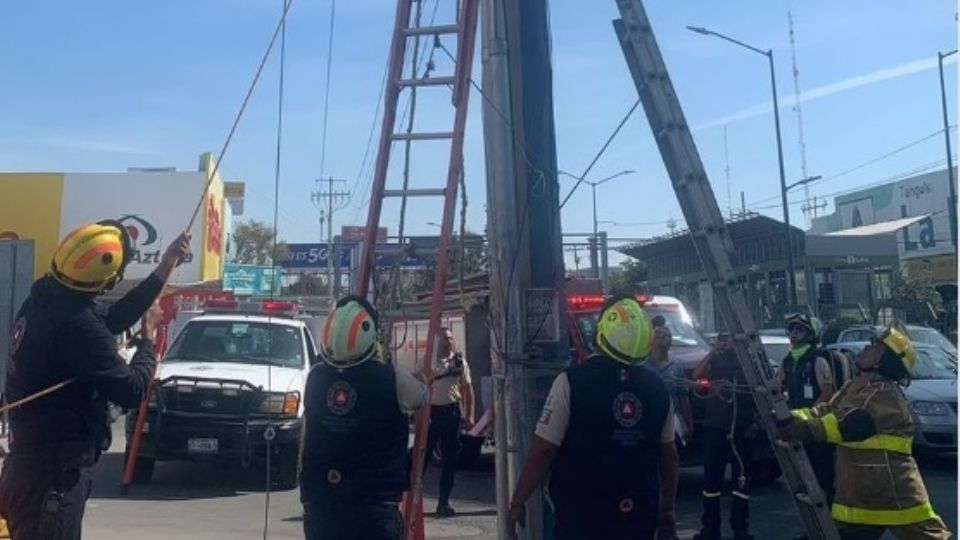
[876,325,918,371]
[596,296,652,364]
[51,221,132,293]
[321,296,380,368]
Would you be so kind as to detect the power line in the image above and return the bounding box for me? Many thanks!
[748,126,955,208]
[318,0,337,181]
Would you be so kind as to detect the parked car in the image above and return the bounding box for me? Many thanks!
[826,342,958,454]
[836,325,956,356]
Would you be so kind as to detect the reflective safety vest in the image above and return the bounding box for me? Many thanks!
[792,373,940,526]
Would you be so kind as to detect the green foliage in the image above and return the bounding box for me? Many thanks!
[231,220,288,266]
[607,258,648,296]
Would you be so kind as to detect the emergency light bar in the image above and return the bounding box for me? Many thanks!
[203,299,300,316]
[566,295,605,309]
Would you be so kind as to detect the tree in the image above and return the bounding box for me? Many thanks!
[607,258,648,296]
[231,220,288,266]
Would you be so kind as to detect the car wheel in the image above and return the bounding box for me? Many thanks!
[123,446,155,484]
[273,446,300,490]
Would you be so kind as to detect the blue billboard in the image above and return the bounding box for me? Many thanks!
[282,243,353,269]
[223,264,283,296]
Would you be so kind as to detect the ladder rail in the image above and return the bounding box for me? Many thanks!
[611,1,840,539]
[401,5,481,538]
[358,0,414,297]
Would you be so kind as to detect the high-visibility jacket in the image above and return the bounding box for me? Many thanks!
[792,372,939,526]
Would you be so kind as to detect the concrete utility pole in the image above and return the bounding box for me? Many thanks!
[311,177,349,304]
[483,0,569,537]
[938,49,957,252]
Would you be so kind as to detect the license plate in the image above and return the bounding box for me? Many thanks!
[187,438,218,454]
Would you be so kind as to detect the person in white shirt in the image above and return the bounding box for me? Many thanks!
[424,328,474,517]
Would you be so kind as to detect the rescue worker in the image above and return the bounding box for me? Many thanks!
[779,326,952,540]
[300,296,428,540]
[0,221,191,539]
[780,313,839,504]
[424,327,474,517]
[506,296,679,540]
[691,337,759,540]
[645,315,694,444]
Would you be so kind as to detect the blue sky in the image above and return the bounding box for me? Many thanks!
[1,1,956,269]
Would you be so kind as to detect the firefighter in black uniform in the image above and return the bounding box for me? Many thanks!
[692,337,759,540]
[506,296,679,540]
[0,221,190,540]
[300,296,427,540]
[779,313,839,504]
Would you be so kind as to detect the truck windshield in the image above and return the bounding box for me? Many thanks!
[166,321,304,369]
[575,307,706,353]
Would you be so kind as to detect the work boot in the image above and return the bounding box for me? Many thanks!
[436,504,456,518]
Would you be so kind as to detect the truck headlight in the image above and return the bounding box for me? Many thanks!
[260,392,300,417]
[910,401,950,416]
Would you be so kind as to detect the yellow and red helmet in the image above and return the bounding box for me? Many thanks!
[51,220,132,293]
[321,296,381,368]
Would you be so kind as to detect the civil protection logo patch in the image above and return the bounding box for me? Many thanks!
[9,317,26,356]
[326,381,357,416]
[612,391,642,428]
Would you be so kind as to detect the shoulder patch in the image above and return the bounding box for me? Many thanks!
[9,317,26,356]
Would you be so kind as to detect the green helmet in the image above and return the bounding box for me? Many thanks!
[321,296,380,368]
[596,296,653,364]
[785,312,820,344]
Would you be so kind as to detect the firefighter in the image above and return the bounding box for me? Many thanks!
[0,221,190,540]
[778,326,951,540]
[300,296,428,540]
[780,313,839,504]
[691,337,759,540]
[424,327,474,517]
[506,296,678,540]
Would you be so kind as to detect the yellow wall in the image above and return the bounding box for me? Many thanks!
[199,152,225,281]
[0,174,65,278]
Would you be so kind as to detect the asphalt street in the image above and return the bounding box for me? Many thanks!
[82,434,956,539]
[6,422,954,539]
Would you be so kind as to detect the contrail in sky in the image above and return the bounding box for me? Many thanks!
[692,55,958,132]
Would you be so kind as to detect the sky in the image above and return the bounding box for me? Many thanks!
[1,1,957,270]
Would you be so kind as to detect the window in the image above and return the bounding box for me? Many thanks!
[166,321,305,369]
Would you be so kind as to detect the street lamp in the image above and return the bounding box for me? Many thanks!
[559,169,635,278]
[938,49,957,252]
[687,25,796,306]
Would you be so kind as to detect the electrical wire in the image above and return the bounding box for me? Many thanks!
[317,0,338,181]
[262,1,289,538]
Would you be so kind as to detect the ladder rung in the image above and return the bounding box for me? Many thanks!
[402,24,460,37]
[383,188,446,198]
[391,132,454,141]
[397,76,456,87]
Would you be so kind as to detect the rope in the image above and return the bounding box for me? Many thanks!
[0,0,298,419]
[261,0,290,537]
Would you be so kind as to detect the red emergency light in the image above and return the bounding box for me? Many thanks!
[261,300,298,314]
[567,295,605,310]
[636,294,650,305]
[204,299,240,310]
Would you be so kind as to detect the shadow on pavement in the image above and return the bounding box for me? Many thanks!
[91,450,295,501]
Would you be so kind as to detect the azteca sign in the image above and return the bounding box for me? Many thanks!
[119,214,194,266]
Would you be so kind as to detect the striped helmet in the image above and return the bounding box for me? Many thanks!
[596,295,652,364]
[51,220,132,293]
[321,296,380,368]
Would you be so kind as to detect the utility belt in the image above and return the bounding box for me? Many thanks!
[8,441,98,470]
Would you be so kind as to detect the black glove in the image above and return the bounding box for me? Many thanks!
[838,408,878,442]
[777,418,813,443]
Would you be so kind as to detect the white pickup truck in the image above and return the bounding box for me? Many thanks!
[124,300,319,489]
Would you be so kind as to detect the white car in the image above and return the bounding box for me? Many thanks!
[125,300,318,489]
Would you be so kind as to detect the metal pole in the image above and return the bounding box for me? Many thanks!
[327,176,335,303]
[591,182,600,278]
[599,231,610,290]
[939,50,957,252]
[769,51,798,306]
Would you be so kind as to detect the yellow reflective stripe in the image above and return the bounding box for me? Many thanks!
[832,501,937,525]
[840,434,913,454]
[820,413,842,444]
[792,408,813,421]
